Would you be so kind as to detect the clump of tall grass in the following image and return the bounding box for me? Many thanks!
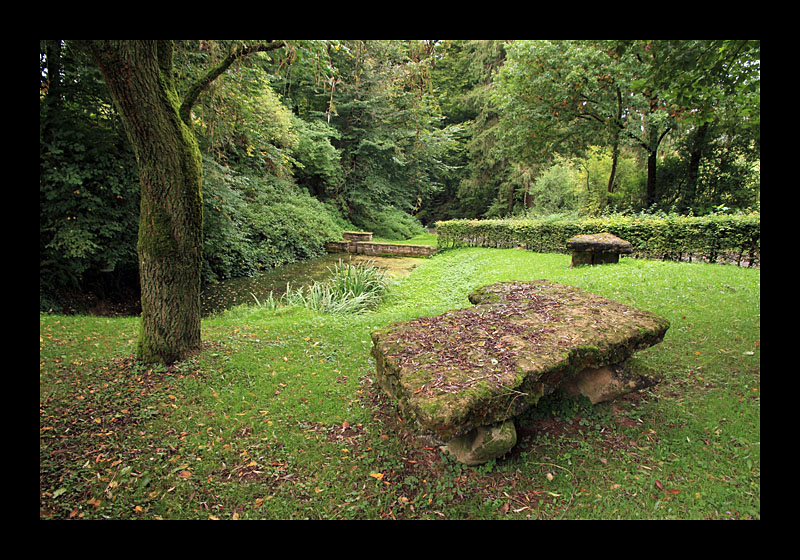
[252,260,391,314]
[249,290,284,311]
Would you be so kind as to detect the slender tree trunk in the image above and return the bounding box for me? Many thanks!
[646,152,657,207]
[682,121,709,212]
[503,157,515,215]
[607,87,623,195]
[42,40,63,120]
[506,183,515,215]
[645,126,658,207]
[643,119,672,209]
[88,41,203,364]
[607,133,619,194]
[523,177,531,209]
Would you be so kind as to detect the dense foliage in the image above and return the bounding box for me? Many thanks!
[40,41,141,310]
[40,40,760,311]
[202,157,343,283]
[492,40,760,215]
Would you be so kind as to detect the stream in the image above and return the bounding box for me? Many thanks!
[200,253,421,316]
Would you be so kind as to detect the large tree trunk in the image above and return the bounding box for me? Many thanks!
[88,41,203,364]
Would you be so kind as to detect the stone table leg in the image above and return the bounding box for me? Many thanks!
[441,420,517,466]
[571,251,593,267]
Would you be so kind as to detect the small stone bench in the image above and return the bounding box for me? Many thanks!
[370,280,669,465]
[343,231,373,242]
[566,233,633,266]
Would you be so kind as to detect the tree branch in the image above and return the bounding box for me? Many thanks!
[657,126,672,148]
[179,41,286,126]
[156,40,174,82]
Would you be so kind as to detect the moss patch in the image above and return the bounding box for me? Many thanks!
[371,280,669,443]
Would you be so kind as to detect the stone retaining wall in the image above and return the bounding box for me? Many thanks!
[326,241,436,257]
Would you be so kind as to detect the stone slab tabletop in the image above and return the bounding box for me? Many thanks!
[370,280,669,445]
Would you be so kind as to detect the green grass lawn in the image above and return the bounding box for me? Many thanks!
[371,231,438,246]
[40,248,760,519]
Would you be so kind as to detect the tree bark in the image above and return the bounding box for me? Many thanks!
[682,121,709,212]
[644,121,671,208]
[607,87,623,195]
[88,41,203,364]
[646,130,658,207]
[608,133,619,194]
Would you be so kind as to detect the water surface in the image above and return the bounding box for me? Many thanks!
[200,253,421,316]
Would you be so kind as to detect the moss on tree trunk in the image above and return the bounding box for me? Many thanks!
[89,41,203,364]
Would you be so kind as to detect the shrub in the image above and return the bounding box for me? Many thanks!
[351,205,426,240]
[526,159,583,216]
[202,158,344,282]
[257,260,391,314]
[39,111,141,310]
[435,212,760,266]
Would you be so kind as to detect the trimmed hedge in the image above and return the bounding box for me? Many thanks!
[435,213,760,267]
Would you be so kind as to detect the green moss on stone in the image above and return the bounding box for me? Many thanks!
[371,280,669,445]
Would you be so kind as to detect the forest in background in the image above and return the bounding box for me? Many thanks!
[40,40,760,312]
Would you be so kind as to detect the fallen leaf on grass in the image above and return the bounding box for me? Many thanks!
[369,472,384,481]
[654,479,681,495]
[498,502,510,514]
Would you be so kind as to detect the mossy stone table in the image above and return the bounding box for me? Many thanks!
[370,280,669,465]
[566,233,633,266]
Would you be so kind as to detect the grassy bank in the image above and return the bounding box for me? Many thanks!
[371,231,438,246]
[40,248,760,519]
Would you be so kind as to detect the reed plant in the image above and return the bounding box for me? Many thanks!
[253,259,391,315]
